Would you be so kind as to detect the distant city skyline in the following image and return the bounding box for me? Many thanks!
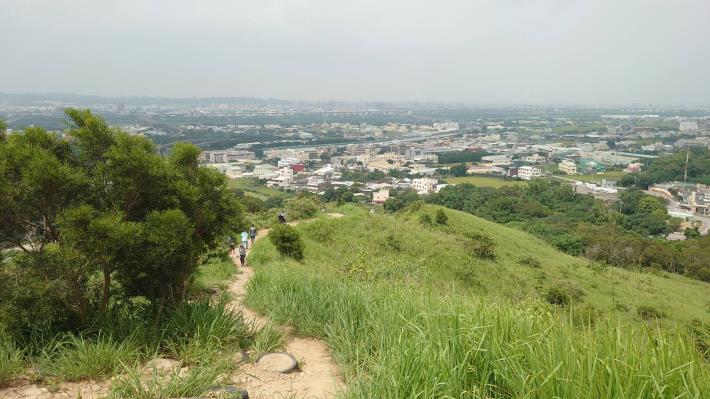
[2,0,710,106]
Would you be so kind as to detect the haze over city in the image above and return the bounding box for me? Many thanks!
[2,0,710,105]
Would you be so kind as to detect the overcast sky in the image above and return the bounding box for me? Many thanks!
[1,0,709,105]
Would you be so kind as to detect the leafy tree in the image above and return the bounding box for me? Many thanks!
[285,193,320,219]
[450,163,468,177]
[0,109,244,334]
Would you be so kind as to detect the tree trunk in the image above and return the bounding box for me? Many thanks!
[102,266,110,312]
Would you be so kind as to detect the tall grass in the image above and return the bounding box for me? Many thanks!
[0,334,25,386]
[250,323,286,359]
[38,333,141,381]
[246,264,710,398]
[162,295,251,351]
[109,359,232,399]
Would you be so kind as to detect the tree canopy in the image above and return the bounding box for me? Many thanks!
[0,110,244,334]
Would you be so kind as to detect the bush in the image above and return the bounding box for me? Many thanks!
[241,195,265,213]
[545,286,570,306]
[637,305,666,320]
[518,255,542,268]
[284,194,320,220]
[0,334,24,386]
[269,224,305,261]
[419,213,433,226]
[435,209,448,225]
[545,281,585,306]
[466,232,496,260]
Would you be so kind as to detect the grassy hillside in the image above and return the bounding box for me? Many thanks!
[253,204,708,325]
[444,175,527,188]
[244,204,710,397]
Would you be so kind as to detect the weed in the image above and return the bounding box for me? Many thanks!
[0,334,24,386]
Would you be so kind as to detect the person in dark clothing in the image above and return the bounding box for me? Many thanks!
[249,224,257,247]
[237,243,246,267]
[278,211,286,224]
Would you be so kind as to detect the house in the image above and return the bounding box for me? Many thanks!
[518,166,542,180]
[372,189,390,205]
[411,178,438,194]
[558,160,577,175]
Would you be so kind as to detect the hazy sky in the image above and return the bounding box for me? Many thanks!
[1,0,709,105]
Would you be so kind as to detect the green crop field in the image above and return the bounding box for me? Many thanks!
[227,177,284,200]
[444,175,528,188]
[246,205,710,397]
[572,170,628,183]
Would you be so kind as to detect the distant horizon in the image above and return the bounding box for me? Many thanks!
[2,91,709,110]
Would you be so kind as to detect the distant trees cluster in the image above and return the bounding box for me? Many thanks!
[620,149,710,188]
[427,179,710,282]
[0,110,244,337]
[437,151,489,164]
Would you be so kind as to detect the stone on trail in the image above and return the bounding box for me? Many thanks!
[256,352,299,374]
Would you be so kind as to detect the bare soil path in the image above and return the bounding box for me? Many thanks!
[227,216,344,399]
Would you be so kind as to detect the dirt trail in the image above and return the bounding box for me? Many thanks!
[0,214,345,399]
[227,216,343,399]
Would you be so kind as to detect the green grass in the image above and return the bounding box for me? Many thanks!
[38,333,141,381]
[0,334,24,386]
[227,177,284,200]
[191,257,236,292]
[250,323,287,359]
[444,175,528,188]
[571,170,628,183]
[244,205,710,397]
[109,359,233,399]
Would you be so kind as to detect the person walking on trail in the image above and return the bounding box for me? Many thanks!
[241,230,249,249]
[237,243,246,267]
[278,211,287,224]
[249,224,257,247]
[227,235,236,257]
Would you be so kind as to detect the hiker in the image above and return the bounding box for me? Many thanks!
[249,224,257,247]
[278,211,286,224]
[237,243,246,267]
[227,235,236,257]
[241,230,249,249]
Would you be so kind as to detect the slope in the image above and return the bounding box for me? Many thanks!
[244,204,710,398]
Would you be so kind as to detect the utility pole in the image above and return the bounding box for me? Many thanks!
[684,148,690,182]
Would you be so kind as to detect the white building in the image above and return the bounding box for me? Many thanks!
[411,178,438,194]
[518,166,542,180]
[680,121,699,132]
[558,160,577,175]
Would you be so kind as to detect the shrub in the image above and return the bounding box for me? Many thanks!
[284,194,319,220]
[383,233,402,252]
[637,305,666,320]
[435,209,448,225]
[0,334,24,386]
[419,213,433,226]
[466,232,496,260]
[545,286,570,306]
[545,281,584,306]
[518,255,542,268]
[241,195,265,213]
[307,220,335,243]
[269,224,304,261]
